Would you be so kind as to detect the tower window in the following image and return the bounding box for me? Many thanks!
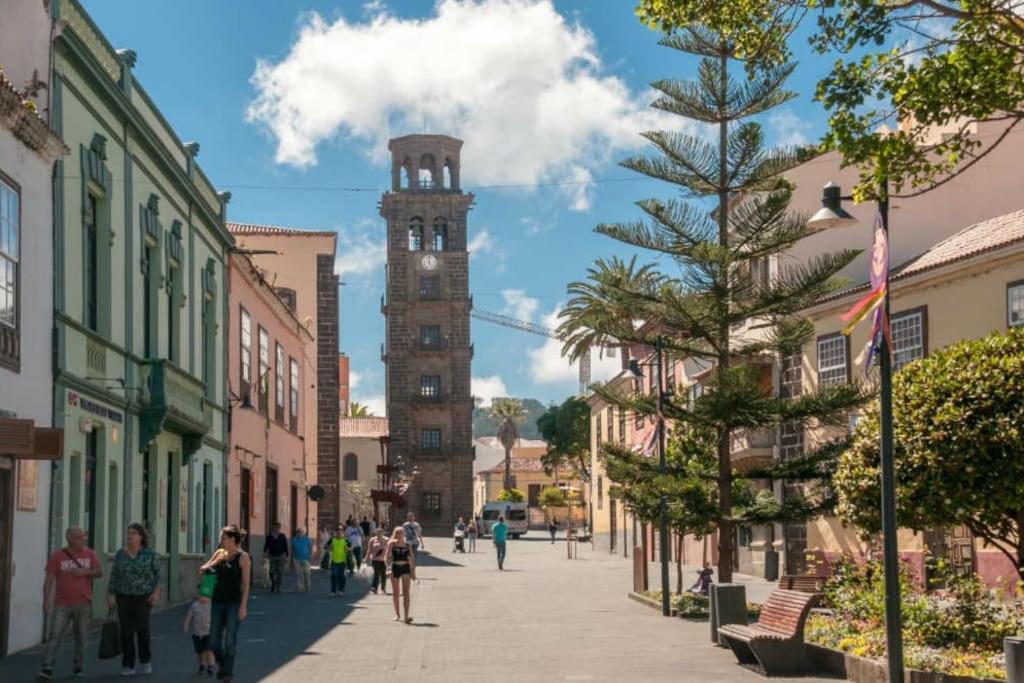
[432,220,448,251]
[408,217,424,251]
[421,428,442,452]
[420,375,441,398]
[420,276,440,299]
[419,325,442,349]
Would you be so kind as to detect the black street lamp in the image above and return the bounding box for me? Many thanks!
[808,180,904,682]
[629,336,671,617]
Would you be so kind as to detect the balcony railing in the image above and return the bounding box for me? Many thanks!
[730,427,777,455]
[138,359,209,453]
[412,392,445,404]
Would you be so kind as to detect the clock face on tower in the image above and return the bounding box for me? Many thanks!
[421,254,438,271]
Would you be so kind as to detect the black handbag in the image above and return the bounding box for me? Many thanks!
[98,608,121,660]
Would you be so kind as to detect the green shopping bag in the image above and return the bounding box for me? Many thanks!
[198,571,217,598]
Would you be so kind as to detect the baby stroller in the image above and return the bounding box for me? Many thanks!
[453,527,466,553]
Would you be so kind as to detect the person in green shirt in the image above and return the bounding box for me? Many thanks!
[327,527,348,596]
[492,516,508,570]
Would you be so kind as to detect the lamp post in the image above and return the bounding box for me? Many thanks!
[808,180,904,682]
[629,337,671,617]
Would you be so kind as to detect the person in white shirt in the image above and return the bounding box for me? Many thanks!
[344,520,364,573]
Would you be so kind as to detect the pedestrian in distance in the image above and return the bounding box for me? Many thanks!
[345,519,364,573]
[263,522,288,593]
[291,527,313,592]
[367,528,389,594]
[549,517,558,544]
[183,592,215,676]
[200,525,251,683]
[467,516,478,553]
[360,516,372,538]
[38,527,102,680]
[492,515,509,570]
[385,526,417,623]
[107,523,161,676]
[326,526,349,596]
[453,516,467,553]
[403,512,425,554]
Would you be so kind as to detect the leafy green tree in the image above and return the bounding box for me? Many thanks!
[497,488,526,503]
[537,396,592,481]
[490,398,528,491]
[538,486,568,509]
[558,27,867,581]
[635,0,1024,200]
[473,398,548,439]
[835,329,1024,579]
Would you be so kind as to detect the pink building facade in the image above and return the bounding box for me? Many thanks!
[227,254,313,565]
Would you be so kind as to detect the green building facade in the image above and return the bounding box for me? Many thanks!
[49,0,232,615]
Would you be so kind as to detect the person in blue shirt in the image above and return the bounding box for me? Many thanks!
[290,528,313,592]
[491,516,509,570]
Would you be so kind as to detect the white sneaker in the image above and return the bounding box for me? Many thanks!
[121,667,135,676]
[139,662,152,675]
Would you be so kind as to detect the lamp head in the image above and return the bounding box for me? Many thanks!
[627,359,643,378]
[807,182,858,231]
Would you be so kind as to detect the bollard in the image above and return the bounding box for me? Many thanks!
[1006,636,1024,683]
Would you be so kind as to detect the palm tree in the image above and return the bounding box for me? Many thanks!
[349,401,373,418]
[490,398,527,491]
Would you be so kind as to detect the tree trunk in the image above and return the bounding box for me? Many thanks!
[503,446,511,491]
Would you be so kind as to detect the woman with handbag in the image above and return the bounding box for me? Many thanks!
[106,523,160,676]
[200,525,251,683]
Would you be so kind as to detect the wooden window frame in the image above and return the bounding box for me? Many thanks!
[816,332,850,387]
[0,171,20,372]
[257,326,270,413]
[275,342,285,424]
[1007,279,1024,328]
[289,357,299,433]
[239,307,252,399]
[890,305,929,372]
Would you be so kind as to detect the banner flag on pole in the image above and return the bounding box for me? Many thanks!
[842,212,890,374]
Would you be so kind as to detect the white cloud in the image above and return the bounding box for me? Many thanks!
[359,394,387,417]
[527,307,621,387]
[500,289,540,323]
[467,228,506,271]
[335,222,386,277]
[521,217,547,236]
[246,0,682,209]
[472,375,509,407]
[349,370,363,390]
[767,110,813,148]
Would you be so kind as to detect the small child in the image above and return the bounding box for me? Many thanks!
[183,593,215,676]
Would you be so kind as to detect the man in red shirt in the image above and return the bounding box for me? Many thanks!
[39,527,102,680]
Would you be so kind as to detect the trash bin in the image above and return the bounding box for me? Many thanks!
[1006,636,1024,683]
[764,550,779,582]
[710,584,748,648]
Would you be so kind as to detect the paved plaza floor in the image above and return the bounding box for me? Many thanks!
[0,535,835,682]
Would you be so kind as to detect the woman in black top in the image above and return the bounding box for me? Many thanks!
[200,526,251,682]
[385,526,417,623]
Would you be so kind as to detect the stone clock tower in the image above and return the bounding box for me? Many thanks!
[380,134,474,533]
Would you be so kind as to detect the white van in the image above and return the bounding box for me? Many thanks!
[480,501,529,538]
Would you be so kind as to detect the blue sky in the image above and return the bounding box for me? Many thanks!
[82,0,833,414]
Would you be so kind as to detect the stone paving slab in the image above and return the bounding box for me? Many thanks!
[0,535,836,682]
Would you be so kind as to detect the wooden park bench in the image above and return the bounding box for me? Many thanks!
[718,589,819,677]
[777,575,826,594]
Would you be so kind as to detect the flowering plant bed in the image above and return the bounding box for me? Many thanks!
[803,558,1021,681]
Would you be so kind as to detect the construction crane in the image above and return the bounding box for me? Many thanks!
[470,308,601,395]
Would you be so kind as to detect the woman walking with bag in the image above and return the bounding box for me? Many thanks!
[106,523,160,676]
[366,528,389,594]
[200,525,251,683]
[385,526,417,623]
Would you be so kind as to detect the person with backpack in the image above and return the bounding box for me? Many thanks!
[38,528,102,680]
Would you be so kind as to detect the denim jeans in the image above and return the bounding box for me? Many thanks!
[41,603,90,671]
[115,594,152,669]
[468,533,477,552]
[209,601,241,679]
[495,541,507,568]
[349,546,363,572]
[330,563,347,593]
[371,561,387,592]
[268,555,288,592]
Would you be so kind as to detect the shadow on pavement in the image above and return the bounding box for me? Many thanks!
[0,569,366,682]
[413,551,463,568]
